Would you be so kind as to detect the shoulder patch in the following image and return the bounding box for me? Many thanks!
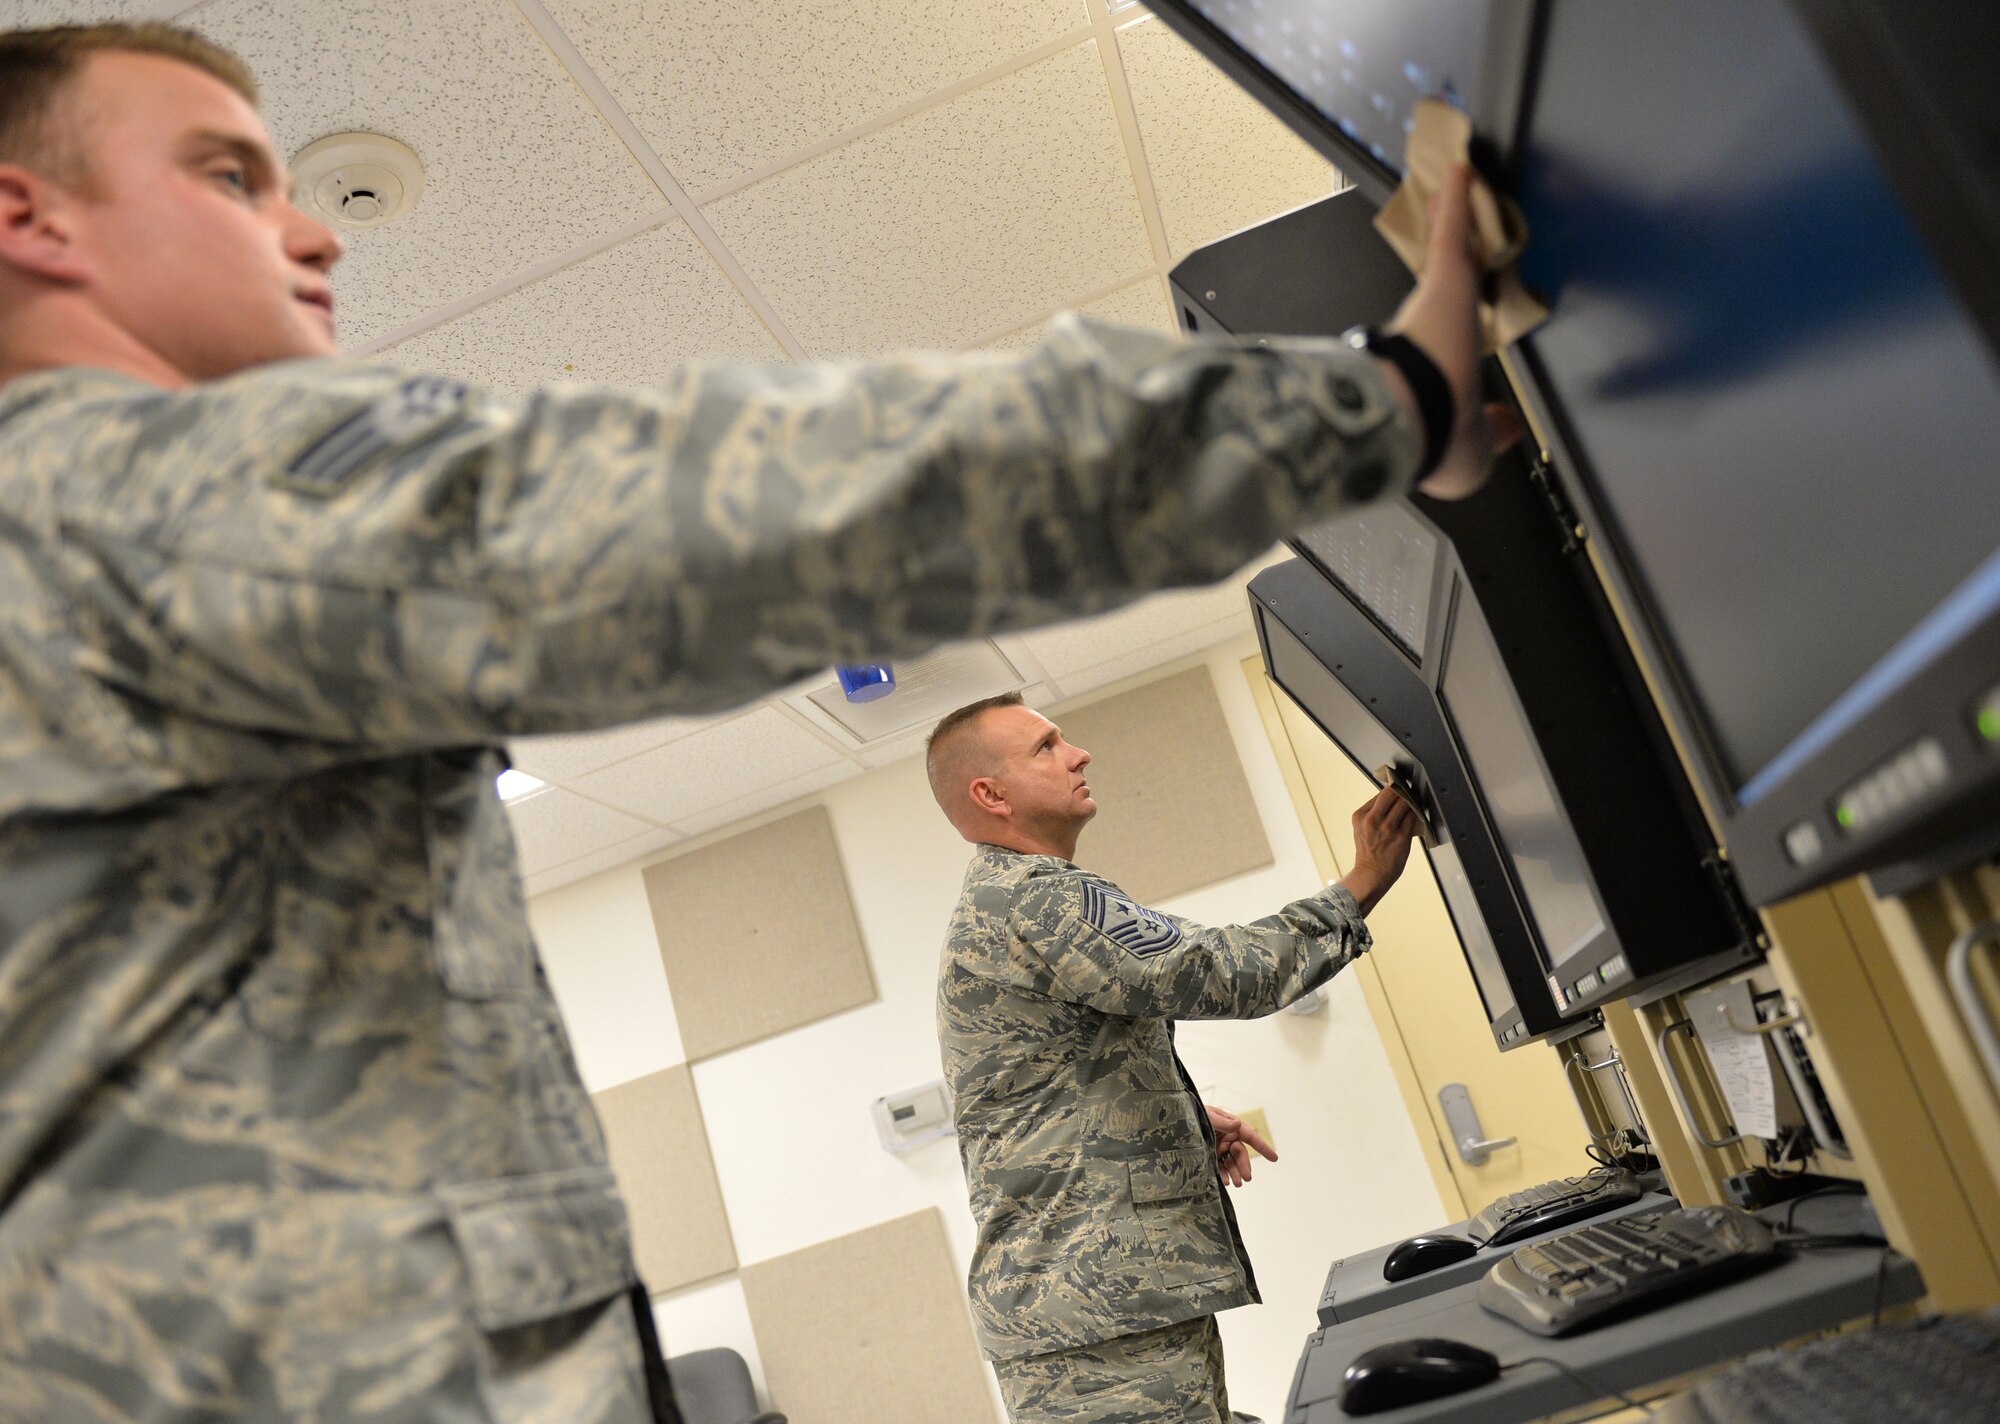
[1081,881,1183,958]
[279,376,469,496]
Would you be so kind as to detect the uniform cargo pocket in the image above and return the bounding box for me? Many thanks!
[1126,1147,1235,1290]
[440,1166,638,1332]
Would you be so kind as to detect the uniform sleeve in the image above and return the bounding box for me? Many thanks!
[36,315,1417,750]
[1008,863,1372,1020]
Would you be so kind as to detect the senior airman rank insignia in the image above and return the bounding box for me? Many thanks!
[280,376,470,495]
[1081,880,1183,958]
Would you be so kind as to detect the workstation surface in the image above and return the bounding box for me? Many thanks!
[1321,1189,1675,1326]
[1289,1196,1923,1424]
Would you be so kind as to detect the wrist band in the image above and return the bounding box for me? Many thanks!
[1346,326,1454,481]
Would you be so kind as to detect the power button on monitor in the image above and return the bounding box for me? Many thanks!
[1784,820,1824,866]
[1978,682,2000,745]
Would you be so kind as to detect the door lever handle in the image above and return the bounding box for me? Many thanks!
[1439,1083,1517,1166]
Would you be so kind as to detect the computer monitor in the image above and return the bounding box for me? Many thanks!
[1143,1,1541,202]
[1252,553,1577,1049]
[1435,586,1612,976]
[1505,0,2000,902]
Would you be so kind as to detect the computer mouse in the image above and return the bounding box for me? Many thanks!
[1382,1232,1480,1282]
[1339,1336,1502,1415]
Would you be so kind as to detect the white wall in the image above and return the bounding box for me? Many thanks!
[528,636,1446,1424]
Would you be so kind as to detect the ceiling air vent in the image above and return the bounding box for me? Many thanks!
[796,639,1033,744]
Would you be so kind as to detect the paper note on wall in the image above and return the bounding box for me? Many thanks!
[1685,981,1781,1141]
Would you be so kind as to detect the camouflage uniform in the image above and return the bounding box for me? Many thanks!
[994,1317,1228,1424]
[0,315,1413,1423]
[939,845,1373,1422]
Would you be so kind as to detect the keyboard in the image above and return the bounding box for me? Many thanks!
[1466,1166,1644,1247]
[1656,1310,2000,1424]
[1478,1204,1779,1336]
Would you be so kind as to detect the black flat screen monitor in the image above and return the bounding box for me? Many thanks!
[1436,586,1612,975]
[1252,557,1576,1049]
[1508,0,2000,902]
[1143,1,1540,202]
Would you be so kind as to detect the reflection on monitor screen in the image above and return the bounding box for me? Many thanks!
[1426,839,1513,1018]
[1181,0,1497,173]
[1515,0,2000,803]
[1440,592,1610,967]
[1293,505,1440,663]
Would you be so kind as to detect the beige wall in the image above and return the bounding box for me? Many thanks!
[527,636,1446,1424]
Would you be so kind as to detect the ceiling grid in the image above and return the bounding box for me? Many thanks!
[1086,0,1175,282]
[509,0,812,360]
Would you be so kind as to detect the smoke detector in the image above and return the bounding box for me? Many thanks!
[292,133,425,230]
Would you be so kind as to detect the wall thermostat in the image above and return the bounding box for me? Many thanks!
[872,1079,956,1154]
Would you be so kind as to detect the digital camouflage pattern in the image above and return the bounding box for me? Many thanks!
[0,315,1413,1422]
[992,1314,1229,1424]
[939,844,1372,1362]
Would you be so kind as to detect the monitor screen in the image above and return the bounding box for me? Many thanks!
[1259,609,1518,1022]
[1174,0,1514,177]
[1423,838,1515,1023]
[1514,0,2000,806]
[1293,504,1441,664]
[1438,589,1612,971]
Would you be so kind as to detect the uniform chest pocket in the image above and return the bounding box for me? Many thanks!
[1126,1147,1236,1290]
[423,751,538,999]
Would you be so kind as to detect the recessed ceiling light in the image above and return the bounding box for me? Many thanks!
[496,770,548,801]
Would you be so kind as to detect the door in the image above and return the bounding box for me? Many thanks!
[1245,656,1595,1219]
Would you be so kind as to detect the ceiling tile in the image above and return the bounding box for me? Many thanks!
[671,761,858,839]
[523,823,684,898]
[982,275,1176,353]
[702,40,1152,358]
[570,706,846,821]
[378,222,785,396]
[505,787,663,876]
[195,0,663,348]
[1051,611,1250,702]
[1117,15,1340,259]
[853,726,934,771]
[507,711,730,786]
[1018,568,1264,682]
[543,0,1086,196]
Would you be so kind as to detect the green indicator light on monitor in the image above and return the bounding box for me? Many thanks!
[1836,803,1856,829]
[1980,707,2000,742]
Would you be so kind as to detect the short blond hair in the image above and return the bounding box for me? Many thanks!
[0,23,259,186]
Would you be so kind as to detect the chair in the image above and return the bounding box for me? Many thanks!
[665,1347,786,1424]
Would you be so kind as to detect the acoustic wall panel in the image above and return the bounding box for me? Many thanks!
[740,1209,999,1424]
[644,806,877,1060]
[1060,665,1274,904]
[592,1065,737,1292]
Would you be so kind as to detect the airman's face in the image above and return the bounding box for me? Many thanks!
[57,52,344,380]
[984,705,1096,833]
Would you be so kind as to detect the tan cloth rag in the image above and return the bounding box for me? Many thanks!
[1373,98,1549,350]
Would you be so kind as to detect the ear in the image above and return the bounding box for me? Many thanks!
[0,166,90,286]
[968,774,1010,818]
